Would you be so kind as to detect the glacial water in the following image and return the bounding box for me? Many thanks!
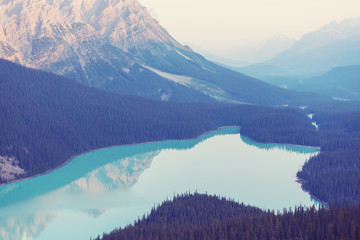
[0,127,319,240]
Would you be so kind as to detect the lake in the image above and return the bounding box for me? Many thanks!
[0,127,319,240]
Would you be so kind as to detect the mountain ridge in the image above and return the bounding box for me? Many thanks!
[240,16,360,78]
[0,0,331,106]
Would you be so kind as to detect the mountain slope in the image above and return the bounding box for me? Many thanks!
[307,65,360,100]
[0,59,321,183]
[241,17,360,78]
[297,65,360,100]
[257,65,360,101]
[0,0,330,106]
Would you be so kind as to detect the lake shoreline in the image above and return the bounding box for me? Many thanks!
[0,126,240,186]
[0,126,324,239]
[240,134,324,207]
[296,178,329,208]
[240,132,321,150]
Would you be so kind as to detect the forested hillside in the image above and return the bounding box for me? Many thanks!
[1,58,359,207]
[240,112,320,146]
[297,112,360,206]
[0,59,317,183]
[96,193,360,240]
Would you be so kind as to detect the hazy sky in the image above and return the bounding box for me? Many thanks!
[138,0,360,59]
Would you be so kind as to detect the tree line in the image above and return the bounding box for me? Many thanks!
[95,193,360,240]
[297,111,360,206]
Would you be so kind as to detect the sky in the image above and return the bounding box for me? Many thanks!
[138,0,360,61]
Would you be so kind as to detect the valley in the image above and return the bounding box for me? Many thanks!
[0,0,359,239]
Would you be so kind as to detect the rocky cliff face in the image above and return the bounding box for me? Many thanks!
[0,0,215,100]
[50,0,183,50]
[0,0,186,69]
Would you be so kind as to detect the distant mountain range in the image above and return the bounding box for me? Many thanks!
[266,65,360,101]
[184,42,251,68]
[187,34,296,67]
[240,17,360,78]
[305,65,360,100]
[0,0,329,106]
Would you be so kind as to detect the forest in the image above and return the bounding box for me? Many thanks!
[0,59,316,183]
[296,112,360,206]
[1,59,359,206]
[95,193,360,240]
[1,57,360,239]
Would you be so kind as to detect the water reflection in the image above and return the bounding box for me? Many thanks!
[66,151,160,193]
[0,127,320,240]
[0,127,236,209]
[0,212,55,240]
[83,209,106,219]
[240,135,319,154]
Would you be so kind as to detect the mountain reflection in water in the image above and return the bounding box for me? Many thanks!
[0,127,319,240]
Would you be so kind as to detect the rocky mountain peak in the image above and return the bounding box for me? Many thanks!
[1,0,305,106]
[49,0,182,50]
[290,17,360,53]
[0,0,183,62]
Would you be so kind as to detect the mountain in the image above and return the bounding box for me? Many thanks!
[292,65,360,100]
[256,65,360,101]
[255,34,296,61]
[0,0,213,102]
[184,42,250,68]
[306,65,360,100]
[245,34,296,63]
[0,0,329,106]
[186,34,296,68]
[240,17,360,78]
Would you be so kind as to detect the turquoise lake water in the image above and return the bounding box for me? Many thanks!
[0,127,319,240]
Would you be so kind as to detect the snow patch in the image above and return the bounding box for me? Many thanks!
[161,93,170,101]
[142,65,192,86]
[201,66,212,72]
[332,97,351,101]
[142,65,242,104]
[312,122,319,129]
[339,87,359,95]
[307,114,319,129]
[175,49,193,61]
[122,67,130,74]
